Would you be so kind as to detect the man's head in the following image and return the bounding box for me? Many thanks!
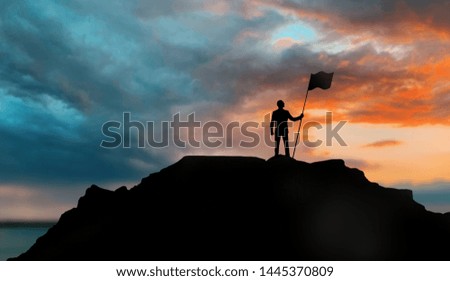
[277,100,285,109]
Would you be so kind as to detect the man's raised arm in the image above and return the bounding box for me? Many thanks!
[288,112,304,121]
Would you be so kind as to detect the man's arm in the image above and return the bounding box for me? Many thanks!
[288,111,304,121]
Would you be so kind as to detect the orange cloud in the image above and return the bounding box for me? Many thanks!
[247,46,449,126]
[191,0,450,128]
[363,140,403,148]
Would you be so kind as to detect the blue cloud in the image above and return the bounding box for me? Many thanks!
[0,0,288,191]
[272,22,317,42]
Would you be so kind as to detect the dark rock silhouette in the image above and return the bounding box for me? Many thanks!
[9,156,450,260]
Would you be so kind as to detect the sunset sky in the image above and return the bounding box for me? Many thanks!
[1,0,449,220]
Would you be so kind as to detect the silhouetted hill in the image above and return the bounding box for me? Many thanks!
[9,156,450,260]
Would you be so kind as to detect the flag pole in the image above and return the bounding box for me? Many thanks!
[292,88,310,159]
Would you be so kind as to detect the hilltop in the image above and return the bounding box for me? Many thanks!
[10,156,450,260]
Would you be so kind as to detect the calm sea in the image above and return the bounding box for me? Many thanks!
[0,223,54,261]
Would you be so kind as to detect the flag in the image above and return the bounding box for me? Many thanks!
[308,71,334,90]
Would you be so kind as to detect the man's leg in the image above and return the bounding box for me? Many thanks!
[274,135,280,156]
[284,135,290,157]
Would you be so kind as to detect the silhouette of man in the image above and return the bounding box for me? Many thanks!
[270,100,304,157]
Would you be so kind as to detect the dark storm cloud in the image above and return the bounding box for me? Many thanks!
[273,0,450,37]
[0,1,197,114]
[0,0,197,187]
[0,0,291,189]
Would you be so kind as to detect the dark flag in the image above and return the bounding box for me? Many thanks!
[293,71,334,159]
[308,71,334,90]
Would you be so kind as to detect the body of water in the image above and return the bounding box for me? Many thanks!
[0,223,54,260]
